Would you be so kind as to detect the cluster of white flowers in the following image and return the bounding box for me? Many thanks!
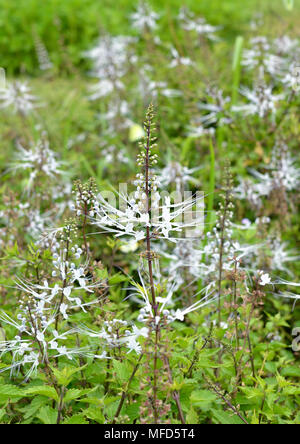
[268,238,299,276]
[100,144,130,165]
[235,142,299,208]
[187,88,232,137]
[130,1,159,32]
[269,142,300,191]
[242,36,285,77]
[100,99,133,132]
[258,270,272,286]
[93,189,203,243]
[10,138,63,190]
[0,81,40,115]
[169,47,193,68]
[0,225,107,379]
[178,7,220,41]
[34,35,53,71]
[85,35,136,99]
[232,83,283,118]
[131,268,215,327]
[159,239,203,290]
[138,70,182,100]
[81,319,149,355]
[157,161,200,192]
[242,34,300,93]
[197,88,232,127]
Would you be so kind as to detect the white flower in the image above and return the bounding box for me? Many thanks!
[235,142,300,208]
[259,272,272,286]
[93,190,203,242]
[130,1,159,31]
[169,47,193,68]
[9,139,63,189]
[197,88,232,127]
[85,35,136,100]
[157,161,201,192]
[242,36,285,76]
[132,325,149,338]
[0,81,40,115]
[179,8,220,40]
[60,303,69,320]
[125,336,142,354]
[89,79,124,99]
[232,84,283,118]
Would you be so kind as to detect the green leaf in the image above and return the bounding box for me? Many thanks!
[25,386,59,402]
[50,364,87,386]
[190,390,217,408]
[0,408,6,422]
[109,273,128,285]
[212,409,245,425]
[281,366,300,378]
[37,406,58,425]
[19,396,49,420]
[113,359,131,384]
[232,36,244,105]
[82,407,105,424]
[186,408,198,424]
[63,389,83,403]
[63,414,89,425]
[0,384,24,403]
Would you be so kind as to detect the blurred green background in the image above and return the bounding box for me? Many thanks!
[1,0,299,75]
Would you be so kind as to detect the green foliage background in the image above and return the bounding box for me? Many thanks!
[0,0,298,75]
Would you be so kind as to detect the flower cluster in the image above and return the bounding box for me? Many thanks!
[10,137,63,190]
[130,1,159,32]
[179,7,220,40]
[0,81,40,115]
[85,35,136,99]
[235,141,300,209]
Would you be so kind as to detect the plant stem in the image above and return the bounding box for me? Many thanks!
[144,109,159,424]
[203,375,249,424]
[112,353,144,424]
[56,387,65,425]
[233,261,240,351]
[163,355,186,424]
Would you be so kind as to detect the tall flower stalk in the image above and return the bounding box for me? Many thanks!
[138,104,185,424]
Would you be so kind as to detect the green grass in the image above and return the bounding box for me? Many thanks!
[1,0,299,75]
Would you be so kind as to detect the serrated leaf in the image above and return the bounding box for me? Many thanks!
[25,386,59,402]
[63,414,89,424]
[63,389,83,403]
[0,384,24,403]
[19,396,49,420]
[50,364,87,386]
[109,273,128,285]
[113,359,131,384]
[82,407,105,424]
[281,366,300,378]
